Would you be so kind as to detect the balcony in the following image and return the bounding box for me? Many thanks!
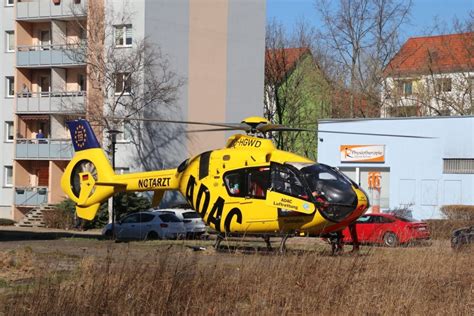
[14,186,48,206]
[17,44,86,67]
[16,138,73,160]
[17,91,86,114]
[16,0,87,21]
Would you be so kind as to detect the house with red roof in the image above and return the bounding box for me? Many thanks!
[382,32,474,117]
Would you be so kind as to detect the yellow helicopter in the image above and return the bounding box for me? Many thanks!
[61,116,369,251]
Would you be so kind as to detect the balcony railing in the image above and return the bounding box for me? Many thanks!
[16,0,87,20]
[16,138,73,160]
[16,91,86,114]
[17,44,86,67]
[14,186,48,206]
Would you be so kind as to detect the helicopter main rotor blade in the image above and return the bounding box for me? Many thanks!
[106,117,247,130]
[257,124,313,133]
[185,127,248,133]
[318,130,436,139]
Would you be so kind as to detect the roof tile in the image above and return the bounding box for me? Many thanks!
[384,32,474,77]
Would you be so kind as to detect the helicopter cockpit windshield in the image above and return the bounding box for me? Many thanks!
[290,163,359,222]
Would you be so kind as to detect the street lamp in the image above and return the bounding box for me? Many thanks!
[107,129,122,240]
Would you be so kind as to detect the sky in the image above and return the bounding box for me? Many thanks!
[267,0,473,40]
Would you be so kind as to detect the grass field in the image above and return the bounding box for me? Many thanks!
[0,234,472,315]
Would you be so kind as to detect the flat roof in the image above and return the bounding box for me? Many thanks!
[319,115,474,124]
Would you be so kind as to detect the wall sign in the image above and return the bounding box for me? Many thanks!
[340,145,385,163]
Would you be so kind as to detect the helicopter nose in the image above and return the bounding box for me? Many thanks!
[316,185,369,223]
[351,187,370,219]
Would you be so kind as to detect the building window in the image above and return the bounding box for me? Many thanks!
[435,78,452,93]
[78,73,86,91]
[116,121,132,142]
[6,76,14,98]
[5,31,14,52]
[114,24,132,47]
[396,80,413,96]
[5,121,13,142]
[443,159,474,174]
[115,73,131,94]
[402,81,412,96]
[4,166,13,187]
[6,0,14,7]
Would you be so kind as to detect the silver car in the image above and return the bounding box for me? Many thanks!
[102,211,186,240]
[156,208,207,239]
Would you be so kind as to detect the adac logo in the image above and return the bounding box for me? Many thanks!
[74,124,88,149]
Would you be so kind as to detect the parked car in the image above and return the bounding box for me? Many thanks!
[451,226,474,249]
[102,211,186,241]
[342,213,430,247]
[155,206,207,239]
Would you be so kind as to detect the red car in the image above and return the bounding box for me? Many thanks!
[342,213,430,247]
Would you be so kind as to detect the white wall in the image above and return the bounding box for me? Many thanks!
[318,117,474,219]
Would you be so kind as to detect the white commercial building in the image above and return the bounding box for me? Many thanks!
[317,116,474,219]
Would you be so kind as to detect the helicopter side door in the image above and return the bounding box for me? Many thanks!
[223,167,278,231]
[268,163,315,216]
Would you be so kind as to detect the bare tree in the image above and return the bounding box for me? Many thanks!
[316,0,412,117]
[63,1,184,170]
[264,20,331,159]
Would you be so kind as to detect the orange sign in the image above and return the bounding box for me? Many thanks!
[368,171,381,213]
[368,172,381,189]
[340,145,385,163]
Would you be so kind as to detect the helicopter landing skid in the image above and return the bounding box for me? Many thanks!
[263,235,272,251]
[214,233,224,250]
[213,233,291,253]
[279,235,289,253]
[328,232,344,255]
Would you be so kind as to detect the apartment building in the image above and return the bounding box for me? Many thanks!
[382,33,474,117]
[1,0,265,221]
[1,0,15,218]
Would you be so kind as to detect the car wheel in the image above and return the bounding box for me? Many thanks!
[104,229,112,238]
[146,231,160,241]
[383,232,398,247]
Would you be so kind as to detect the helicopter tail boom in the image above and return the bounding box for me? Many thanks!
[61,119,179,220]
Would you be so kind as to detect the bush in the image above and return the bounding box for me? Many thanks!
[440,205,474,221]
[43,193,151,230]
[44,199,104,230]
[43,200,76,229]
[0,218,15,226]
[426,219,474,240]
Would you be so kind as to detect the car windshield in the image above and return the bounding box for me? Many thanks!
[295,163,358,222]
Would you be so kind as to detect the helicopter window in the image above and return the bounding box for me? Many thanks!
[248,167,270,199]
[199,151,212,180]
[224,171,246,197]
[270,163,308,200]
[224,167,270,198]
